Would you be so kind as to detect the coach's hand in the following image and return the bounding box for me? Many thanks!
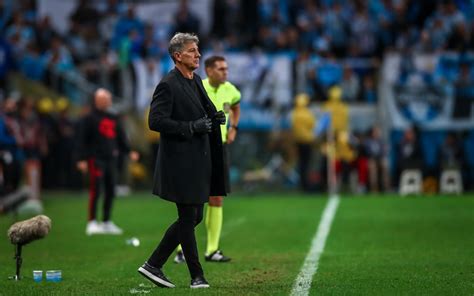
[212,111,226,126]
[191,117,212,134]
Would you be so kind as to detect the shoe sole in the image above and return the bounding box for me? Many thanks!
[190,284,210,289]
[137,267,175,288]
[86,230,105,236]
[102,231,123,235]
[205,258,231,263]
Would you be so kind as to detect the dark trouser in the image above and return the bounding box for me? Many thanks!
[148,203,204,279]
[1,157,21,195]
[297,143,312,191]
[88,158,116,222]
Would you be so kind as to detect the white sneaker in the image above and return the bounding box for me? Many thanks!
[102,221,123,235]
[86,220,104,235]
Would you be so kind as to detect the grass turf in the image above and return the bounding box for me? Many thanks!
[0,192,472,295]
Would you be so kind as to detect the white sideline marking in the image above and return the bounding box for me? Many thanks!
[290,195,340,296]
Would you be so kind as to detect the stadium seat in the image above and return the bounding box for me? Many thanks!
[399,169,422,196]
[440,170,463,195]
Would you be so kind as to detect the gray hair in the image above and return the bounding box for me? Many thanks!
[168,32,199,62]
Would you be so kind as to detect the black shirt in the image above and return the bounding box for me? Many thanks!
[76,109,130,161]
[184,76,214,117]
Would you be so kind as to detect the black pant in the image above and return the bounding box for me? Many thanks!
[297,144,312,191]
[88,158,116,221]
[148,203,204,279]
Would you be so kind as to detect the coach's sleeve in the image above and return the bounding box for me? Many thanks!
[148,82,193,139]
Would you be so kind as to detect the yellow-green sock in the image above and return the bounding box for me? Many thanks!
[205,205,223,255]
[176,244,182,252]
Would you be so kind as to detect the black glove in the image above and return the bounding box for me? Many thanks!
[212,111,226,126]
[190,117,212,134]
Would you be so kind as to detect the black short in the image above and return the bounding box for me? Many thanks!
[223,144,231,194]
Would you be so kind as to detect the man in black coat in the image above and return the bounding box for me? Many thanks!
[138,32,226,289]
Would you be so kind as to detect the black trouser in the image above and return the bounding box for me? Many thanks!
[88,158,116,222]
[148,203,204,279]
[297,143,312,191]
[1,157,21,195]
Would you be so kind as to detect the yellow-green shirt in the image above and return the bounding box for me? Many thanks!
[202,78,241,143]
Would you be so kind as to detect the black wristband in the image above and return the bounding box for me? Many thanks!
[230,125,239,131]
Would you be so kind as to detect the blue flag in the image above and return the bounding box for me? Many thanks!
[315,112,331,137]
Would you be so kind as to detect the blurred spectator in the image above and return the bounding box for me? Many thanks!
[66,21,88,64]
[354,131,369,193]
[463,130,474,190]
[453,63,474,119]
[76,88,139,235]
[323,86,349,133]
[307,67,326,102]
[19,43,46,81]
[446,22,473,52]
[316,59,343,89]
[112,5,144,50]
[340,67,360,102]
[361,75,377,104]
[18,97,46,200]
[98,0,121,44]
[69,0,100,30]
[142,24,161,59]
[174,0,201,35]
[119,28,142,68]
[291,93,315,192]
[0,0,14,32]
[34,15,57,53]
[5,11,35,54]
[0,97,22,194]
[423,17,450,51]
[350,5,377,57]
[324,3,350,57]
[365,126,390,193]
[55,97,80,189]
[36,97,60,189]
[0,36,13,91]
[395,126,422,185]
[210,0,229,39]
[334,130,357,192]
[440,132,464,170]
[44,36,75,74]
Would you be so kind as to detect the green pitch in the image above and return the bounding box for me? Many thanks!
[0,192,473,295]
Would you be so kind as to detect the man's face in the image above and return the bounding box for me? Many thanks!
[206,60,228,85]
[175,42,200,71]
[95,90,112,110]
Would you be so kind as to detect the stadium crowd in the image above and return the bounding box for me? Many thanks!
[1,0,473,196]
[1,0,473,98]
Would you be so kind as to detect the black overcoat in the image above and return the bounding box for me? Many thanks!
[148,68,226,204]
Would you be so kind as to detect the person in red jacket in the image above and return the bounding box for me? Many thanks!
[76,88,139,235]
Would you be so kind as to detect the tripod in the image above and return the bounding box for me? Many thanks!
[9,244,23,280]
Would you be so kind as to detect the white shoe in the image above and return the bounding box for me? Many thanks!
[102,221,123,235]
[86,220,104,235]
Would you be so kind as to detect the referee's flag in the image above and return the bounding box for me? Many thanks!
[315,112,331,137]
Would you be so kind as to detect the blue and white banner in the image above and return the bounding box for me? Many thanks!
[382,53,474,130]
